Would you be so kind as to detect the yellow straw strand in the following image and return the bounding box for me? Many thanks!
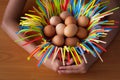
[68,47,78,65]
[37,45,50,57]
[72,47,82,64]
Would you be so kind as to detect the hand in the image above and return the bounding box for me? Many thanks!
[58,59,87,74]
[43,58,62,72]
[58,54,97,74]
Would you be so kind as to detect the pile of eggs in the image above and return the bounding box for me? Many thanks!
[43,11,90,47]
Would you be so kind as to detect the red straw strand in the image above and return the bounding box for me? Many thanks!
[62,0,70,11]
[58,50,62,62]
[22,36,43,46]
[90,40,107,52]
[64,0,70,11]
[72,50,80,64]
[67,52,70,63]
[102,26,118,28]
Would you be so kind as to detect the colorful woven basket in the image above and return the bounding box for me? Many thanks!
[16,0,119,67]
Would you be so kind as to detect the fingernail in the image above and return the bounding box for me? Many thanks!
[58,71,61,74]
[66,62,70,65]
[59,66,64,69]
[59,67,61,69]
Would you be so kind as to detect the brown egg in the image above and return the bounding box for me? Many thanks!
[52,35,64,46]
[76,27,88,39]
[60,11,71,20]
[56,23,66,35]
[64,24,78,37]
[44,25,56,37]
[50,16,62,26]
[65,37,79,46]
[65,16,76,25]
[78,16,90,27]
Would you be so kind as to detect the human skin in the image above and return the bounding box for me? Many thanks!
[1,0,120,74]
[58,0,120,74]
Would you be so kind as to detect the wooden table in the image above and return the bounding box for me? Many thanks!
[0,0,120,80]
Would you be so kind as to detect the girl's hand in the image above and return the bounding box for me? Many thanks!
[58,54,97,74]
[43,58,62,72]
[58,60,87,74]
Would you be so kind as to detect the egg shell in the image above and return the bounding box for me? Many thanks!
[50,16,62,26]
[65,37,79,46]
[65,16,76,25]
[78,16,89,27]
[76,27,88,39]
[44,25,56,37]
[60,11,71,20]
[56,23,66,35]
[52,35,64,46]
[64,24,78,37]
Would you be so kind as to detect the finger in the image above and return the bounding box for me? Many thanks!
[58,70,72,74]
[58,64,87,74]
[52,59,62,71]
[66,58,74,65]
[58,69,81,74]
[59,61,86,70]
[54,59,63,67]
[58,60,87,74]
[44,58,62,71]
[59,65,79,70]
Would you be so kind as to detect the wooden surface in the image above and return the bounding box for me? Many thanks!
[0,0,120,80]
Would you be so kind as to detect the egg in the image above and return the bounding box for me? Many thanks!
[78,16,89,27]
[64,24,78,37]
[50,16,62,26]
[60,11,71,20]
[65,37,79,46]
[76,27,88,39]
[52,35,64,46]
[56,23,66,35]
[65,16,76,25]
[44,25,56,37]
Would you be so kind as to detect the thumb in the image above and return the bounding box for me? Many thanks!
[66,58,74,65]
[52,59,62,71]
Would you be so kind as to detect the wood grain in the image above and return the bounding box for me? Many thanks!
[0,0,120,80]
